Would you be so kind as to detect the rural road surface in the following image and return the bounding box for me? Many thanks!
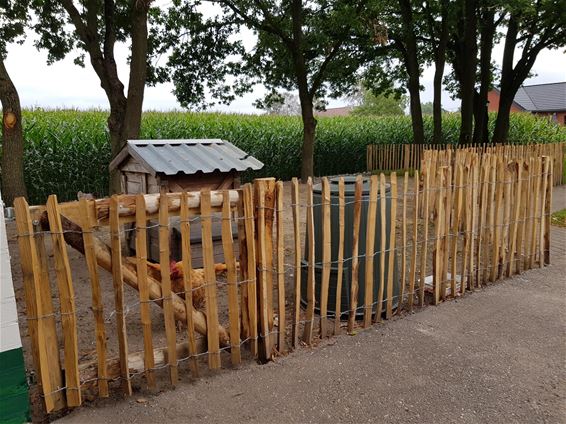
[58,186,566,424]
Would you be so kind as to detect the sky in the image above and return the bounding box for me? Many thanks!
[4,23,566,114]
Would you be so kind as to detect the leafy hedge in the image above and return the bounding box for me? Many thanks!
[8,109,566,204]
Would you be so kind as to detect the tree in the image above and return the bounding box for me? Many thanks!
[161,0,382,180]
[492,0,566,143]
[31,0,154,192]
[350,87,407,116]
[255,91,302,116]
[1,0,30,205]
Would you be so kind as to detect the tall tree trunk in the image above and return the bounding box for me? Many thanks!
[399,0,425,144]
[0,60,27,205]
[298,90,317,181]
[432,1,448,144]
[472,7,495,144]
[458,0,478,144]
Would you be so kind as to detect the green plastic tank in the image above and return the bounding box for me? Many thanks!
[301,176,399,320]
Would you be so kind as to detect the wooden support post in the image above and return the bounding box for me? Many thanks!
[275,181,286,352]
[398,172,408,312]
[508,162,522,276]
[377,173,387,321]
[291,178,301,348]
[491,159,503,282]
[236,190,250,341]
[334,178,346,335]
[433,168,445,305]
[303,177,316,344]
[180,192,199,377]
[242,185,258,355]
[200,189,221,369]
[79,198,109,396]
[108,195,132,396]
[540,157,550,267]
[544,159,552,265]
[363,175,378,327]
[419,161,431,306]
[320,177,331,337]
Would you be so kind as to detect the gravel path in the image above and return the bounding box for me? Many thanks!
[57,186,566,424]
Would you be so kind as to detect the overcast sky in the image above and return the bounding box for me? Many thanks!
[4,25,566,114]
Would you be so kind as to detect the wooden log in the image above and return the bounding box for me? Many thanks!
[433,168,445,305]
[180,192,199,377]
[320,177,331,337]
[291,178,301,348]
[242,184,258,356]
[348,175,363,332]
[79,198,110,395]
[221,190,241,365]
[334,177,346,335]
[236,190,250,341]
[399,172,408,313]
[275,181,286,352]
[363,175,378,327]
[419,161,431,306]
[201,190,221,369]
[109,195,132,396]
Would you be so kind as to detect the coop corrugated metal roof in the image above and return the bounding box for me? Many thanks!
[110,139,264,175]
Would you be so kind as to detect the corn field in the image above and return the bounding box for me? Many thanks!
[2,109,565,204]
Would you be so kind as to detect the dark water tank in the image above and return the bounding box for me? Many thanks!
[301,176,399,320]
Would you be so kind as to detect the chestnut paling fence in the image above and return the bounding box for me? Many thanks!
[367,142,564,186]
[13,148,554,413]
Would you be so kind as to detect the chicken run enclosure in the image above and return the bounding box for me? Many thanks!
[12,144,557,415]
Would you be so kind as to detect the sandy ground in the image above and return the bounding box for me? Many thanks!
[6,182,565,423]
[54,185,566,424]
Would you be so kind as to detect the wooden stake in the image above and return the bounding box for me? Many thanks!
[348,175,363,332]
[419,161,431,306]
[221,190,241,365]
[302,177,316,344]
[334,177,346,335]
[408,171,419,312]
[320,177,331,337]
[275,181,286,352]
[180,192,199,377]
[399,172,408,313]
[200,189,221,369]
[377,173,387,321]
[363,175,378,327]
[108,195,132,396]
[386,172,397,318]
[291,178,301,348]
[243,185,258,355]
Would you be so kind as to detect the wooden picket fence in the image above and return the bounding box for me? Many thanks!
[367,142,565,186]
[14,149,554,414]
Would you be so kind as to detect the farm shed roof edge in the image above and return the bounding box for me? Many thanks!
[109,139,264,176]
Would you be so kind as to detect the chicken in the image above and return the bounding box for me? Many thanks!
[125,257,229,309]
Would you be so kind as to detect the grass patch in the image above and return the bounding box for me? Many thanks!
[551,209,566,227]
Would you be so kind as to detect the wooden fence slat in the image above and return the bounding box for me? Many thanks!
[540,157,550,267]
[255,180,272,361]
[442,165,452,299]
[320,177,331,337]
[275,181,286,352]
[433,168,445,305]
[451,164,464,296]
[348,175,363,332]
[469,158,479,288]
[386,172,397,318]
[200,189,221,369]
[377,173,387,321]
[529,158,541,268]
[158,189,179,382]
[516,160,528,274]
[180,192,199,377]
[408,170,419,312]
[334,177,346,335]
[291,178,301,348]
[399,172,408,312]
[14,198,59,412]
[491,160,503,282]
[363,175,378,326]
[544,159,553,265]
[419,161,431,306]
[242,185,258,356]
[500,162,512,280]
[221,190,241,365]
[79,198,109,396]
[475,159,489,287]
[508,162,522,276]
[46,194,82,405]
[303,177,316,344]
[236,190,250,342]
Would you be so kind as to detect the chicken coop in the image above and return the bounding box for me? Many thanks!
[109,139,264,266]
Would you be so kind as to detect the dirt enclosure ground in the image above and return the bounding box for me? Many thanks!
[6,178,563,422]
